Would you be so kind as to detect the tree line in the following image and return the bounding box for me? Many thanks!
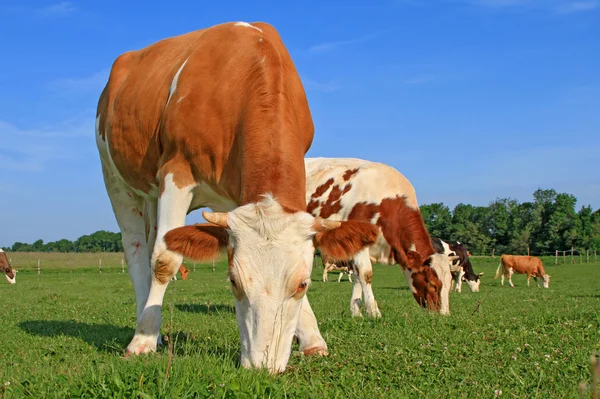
[3,230,123,253]
[3,189,599,256]
[421,189,600,256]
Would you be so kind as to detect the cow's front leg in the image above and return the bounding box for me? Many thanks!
[295,295,328,357]
[127,173,194,355]
[354,249,381,318]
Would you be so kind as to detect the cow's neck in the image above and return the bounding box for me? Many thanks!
[220,127,309,212]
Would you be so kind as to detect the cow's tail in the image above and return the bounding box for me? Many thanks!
[494,261,503,279]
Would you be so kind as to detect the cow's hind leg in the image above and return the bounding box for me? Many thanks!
[100,163,152,326]
[127,173,194,355]
[353,249,381,318]
[508,268,515,288]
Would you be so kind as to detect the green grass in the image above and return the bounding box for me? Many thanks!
[1,256,599,398]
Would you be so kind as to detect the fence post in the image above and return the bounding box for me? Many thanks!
[563,251,566,264]
[99,258,102,273]
[571,247,574,264]
[121,258,125,273]
[527,246,530,256]
[492,248,495,258]
[212,258,216,272]
[555,250,558,265]
[595,250,597,262]
[193,262,196,272]
[587,249,589,263]
[580,253,582,264]
[37,258,40,275]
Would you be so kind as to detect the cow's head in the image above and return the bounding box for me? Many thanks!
[464,272,484,292]
[541,274,551,288]
[0,250,16,284]
[164,195,377,373]
[406,252,450,313]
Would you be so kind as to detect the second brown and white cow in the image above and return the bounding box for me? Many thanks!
[1,249,16,284]
[305,158,454,316]
[495,255,551,288]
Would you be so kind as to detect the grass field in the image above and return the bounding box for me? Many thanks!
[1,254,599,398]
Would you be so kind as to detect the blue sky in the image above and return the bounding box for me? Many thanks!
[1,0,599,246]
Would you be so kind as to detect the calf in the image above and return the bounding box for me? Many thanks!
[495,255,551,288]
[431,238,483,292]
[321,254,354,283]
[306,157,454,316]
[1,249,16,284]
[171,264,190,281]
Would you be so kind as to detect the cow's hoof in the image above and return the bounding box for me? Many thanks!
[302,347,329,356]
[367,308,382,318]
[126,335,158,357]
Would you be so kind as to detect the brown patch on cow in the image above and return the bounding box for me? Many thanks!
[348,202,380,222]
[164,224,228,261]
[343,168,359,181]
[303,347,329,356]
[154,253,177,284]
[319,183,352,218]
[306,199,320,214]
[364,270,373,284]
[99,22,314,211]
[316,220,378,261]
[311,178,334,199]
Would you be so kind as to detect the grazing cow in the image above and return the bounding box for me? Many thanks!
[96,22,378,373]
[305,158,454,316]
[321,254,354,283]
[431,238,483,292]
[1,249,16,284]
[495,255,551,288]
[171,264,189,281]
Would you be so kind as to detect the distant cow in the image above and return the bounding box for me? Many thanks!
[0,249,16,284]
[171,264,189,281]
[495,255,551,288]
[321,254,354,283]
[431,238,483,292]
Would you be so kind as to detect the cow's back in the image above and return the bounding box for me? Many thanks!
[98,22,313,203]
[305,158,427,263]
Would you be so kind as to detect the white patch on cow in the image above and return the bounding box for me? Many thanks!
[409,243,416,252]
[0,248,4,252]
[166,58,189,107]
[234,21,263,32]
[541,274,551,288]
[6,273,16,284]
[428,254,452,315]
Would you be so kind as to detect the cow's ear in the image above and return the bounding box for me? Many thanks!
[164,224,229,261]
[315,220,378,261]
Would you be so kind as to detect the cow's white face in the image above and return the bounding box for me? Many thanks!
[5,272,16,284]
[224,201,317,373]
[542,274,551,288]
[164,195,378,373]
[465,277,480,292]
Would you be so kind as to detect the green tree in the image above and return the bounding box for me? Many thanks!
[420,203,452,239]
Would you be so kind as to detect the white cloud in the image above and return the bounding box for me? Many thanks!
[308,31,382,54]
[302,76,341,93]
[48,69,109,96]
[555,1,598,13]
[0,115,93,172]
[37,2,76,17]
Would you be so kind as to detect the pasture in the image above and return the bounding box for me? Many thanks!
[1,254,599,398]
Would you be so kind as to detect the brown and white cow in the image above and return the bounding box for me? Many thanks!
[495,255,551,288]
[96,22,378,373]
[321,254,354,283]
[305,158,454,316]
[1,249,16,284]
[171,264,189,281]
